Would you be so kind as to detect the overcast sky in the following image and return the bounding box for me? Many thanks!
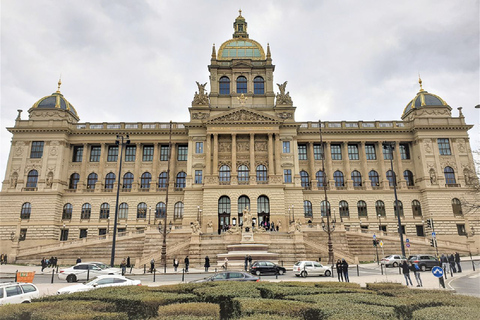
[1,0,479,183]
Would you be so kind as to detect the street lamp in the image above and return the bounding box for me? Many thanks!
[158,220,172,273]
[160,121,173,274]
[148,206,152,225]
[378,214,382,233]
[110,134,130,267]
[107,216,110,234]
[319,120,335,265]
[383,142,406,257]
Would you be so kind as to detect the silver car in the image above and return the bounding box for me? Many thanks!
[293,261,332,277]
[58,262,121,283]
[0,282,40,305]
[381,255,407,267]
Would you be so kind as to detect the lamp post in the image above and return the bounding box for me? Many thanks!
[110,134,130,267]
[158,220,172,273]
[318,120,335,265]
[148,206,152,225]
[160,121,173,274]
[383,142,406,257]
[378,214,382,233]
[107,216,110,234]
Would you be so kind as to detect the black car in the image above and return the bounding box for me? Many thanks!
[408,254,438,271]
[249,261,286,276]
[190,271,259,283]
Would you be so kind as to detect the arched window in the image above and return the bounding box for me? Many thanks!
[386,170,396,187]
[300,170,310,188]
[351,170,362,187]
[158,172,168,188]
[21,202,31,219]
[137,202,147,219]
[62,203,73,220]
[81,203,92,219]
[140,172,151,189]
[394,200,403,217]
[316,170,326,187]
[238,165,249,182]
[452,198,462,216]
[218,196,231,214]
[404,170,414,186]
[304,200,313,218]
[219,76,230,94]
[123,172,134,190]
[174,202,184,219]
[69,173,80,190]
[219,165,231,183]
[119,203,128,219]
[412,200,422,217]
[26,170,38,188]
[176,172,186,188]
[334,171,344,187]
[238,195,250,226]
[257,195,270,224]
[357,200,367,217]
[105,172,116,190]
[339,200,349,217]
[156,202,166,219]
[100,203,110,219]
[256,165,268,182]
[444,167,456,185]
[254,76,264,94]
[369,170,379,187]
[375,200,385,217]
[236,76,247,93]
[320,200,330,217]
[87,173,98,190]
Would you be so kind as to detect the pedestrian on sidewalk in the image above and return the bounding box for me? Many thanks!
[248,255,252,267]
[76,257,82,264]
[244,255,248,271]
[185,256,190,272]
[3,254,7,265]
[150,259,155,273]
[126,256,131,268]
[41,258,46,272]
[341,259,349,282]
[440,254,449,279]
[0,254,4,265]
[173,258,179,272]
[455,252,462,273]
[411,262,422,287]
[401,261,413,286]
[204,256,210,272]
[449,253,456,274]
[336,259,343,282]
[223,257,228,270]
[120,259,127,276]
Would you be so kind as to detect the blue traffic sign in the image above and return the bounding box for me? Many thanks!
[432,266,444,278]
[406,243,410,248]
[432,232,436,237]
[406,238,409,243]
[373,234,376,239]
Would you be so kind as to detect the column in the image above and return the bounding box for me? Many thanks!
[187,137,194,176]
[134,143,142,188]
[231,134,237,175]
[325,142,334,185]
[151,143,160,185]
[376,142,387,189]
[169,142,177,185]
[213,134,218,175]
[205,134,211,175]
[249,133,255,176]
[359,141,370,190]
[97,143,107,190]
[308,142,315,187]
[394,141,405,188]
[268,133,274,175]
[79,143,88,189]
[275,134,281,175]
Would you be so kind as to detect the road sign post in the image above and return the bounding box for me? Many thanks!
[432,266,445,288]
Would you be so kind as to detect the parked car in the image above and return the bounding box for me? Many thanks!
[293,261,332,277]
[408,254,438,271]
[190,271,260,283]
[58,262,122,283]
[57,275,141,294]
[0,282,40,305]
[249,261,286,276]
[381,255,407,267]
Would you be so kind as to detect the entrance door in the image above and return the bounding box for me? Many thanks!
[219,214,230,228]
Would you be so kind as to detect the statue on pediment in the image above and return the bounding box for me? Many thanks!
[192,81,209,105]
[276,81,293,105]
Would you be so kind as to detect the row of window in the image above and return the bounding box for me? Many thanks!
[219,165,268,182]
[219,76,264,95]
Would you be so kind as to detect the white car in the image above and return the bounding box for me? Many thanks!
[0,282,40,305]
[57,275,141,294]
[293,261,332,277]
[58,262,121,282]
[381,255,407,267]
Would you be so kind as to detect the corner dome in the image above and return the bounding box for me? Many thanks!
[30,81,79,119]
[402,79,449,118]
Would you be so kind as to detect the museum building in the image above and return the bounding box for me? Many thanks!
[1,13,478,264]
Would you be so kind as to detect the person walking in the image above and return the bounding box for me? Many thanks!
[440,254,449,279]
[411,262,422,287]
[341,259,349,282]
[3,254,7,265]
[0,254,3,265]
[244,255,249,271]
[120,259,127,276]
[126,256,131,268]
[336,259,343,282]
[173,258,179,272]
[248,255,252,267]
[150,259,155,273]
[184,256,190,272]
[455,252,462,273]
[204,256,210,272]
[41,258,46,272]
[223,257,229,270]
[448,253,456,274]
[76,257,82,264]
[401,261,413,286]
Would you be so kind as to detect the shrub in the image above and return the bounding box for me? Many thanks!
[234,297,325,320]
[412,306,480,320]
[156,302,220,319]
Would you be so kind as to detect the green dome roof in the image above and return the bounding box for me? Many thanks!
[402,79,449,118]
[218,39,265,60]
[31,81,79,118]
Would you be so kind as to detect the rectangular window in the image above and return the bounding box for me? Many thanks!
[30,141,44,158]
[98,228,107,236]
[348,144,359,160]
[298,144,307,160]
[400,143,410,160]
[283,141,290,153]
[383,145,393,160]
[142,145,154,161]
[125,145,136,162]
[160,145,170,161]
[457,224,467,236]
[365,144,376,160]
[196,142,203,154]
[19,229,27,241]
[195,170,203,184]
[72,146,83,162]
[178,145,188,161]
[79,229,88,239]
[284,169,292,183]
[438,138,452,155]
[60,229,69,241]
[416,225,425,237]
[107,146,118,162]
[313,144,323,160]
[90,146,101,162]
[331,144,342,160]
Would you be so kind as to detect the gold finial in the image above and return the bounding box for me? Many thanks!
[239,9,242,17]
[267,43,271,58]
[56,77,62,93]
[418,74,423,91]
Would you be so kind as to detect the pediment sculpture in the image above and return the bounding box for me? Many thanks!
[192,81,209,105]
[276,81,293,105]
[207,109,279,124]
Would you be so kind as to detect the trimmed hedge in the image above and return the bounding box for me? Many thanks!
[412,306,480,320]
[233,297,325,320]
[156,302,220,319]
